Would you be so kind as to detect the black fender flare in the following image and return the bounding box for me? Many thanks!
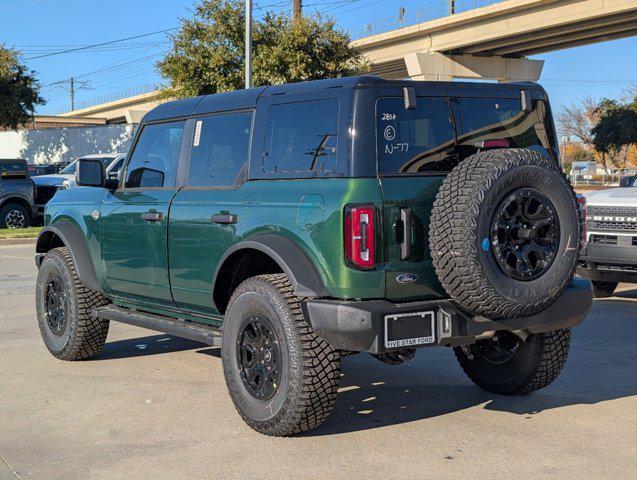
[212,234,331,300]
[36,221,103,293]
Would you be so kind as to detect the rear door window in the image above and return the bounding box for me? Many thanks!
[0,161,28,179]
[188,111,252,187]
[263,99,339,174]
[125,121,185,188]
[376,97,455,174]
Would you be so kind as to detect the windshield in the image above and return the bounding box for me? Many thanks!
[59,156,115,175]
[60,161,77,174]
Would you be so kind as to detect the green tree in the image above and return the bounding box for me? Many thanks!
[158,0,369,97]
[592,97,637,171]
[0,45,44,129]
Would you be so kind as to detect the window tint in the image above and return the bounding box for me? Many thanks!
[453,97,555,158]
[377,97,455,173]
[264,99,339,173]
[188,111,252,187]
[377,96,557,174]
[125,121,184,188]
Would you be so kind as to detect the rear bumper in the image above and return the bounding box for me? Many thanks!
[577,242,637,283]
[302,278,593,354]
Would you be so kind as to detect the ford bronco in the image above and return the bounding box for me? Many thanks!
[577,175,637,297]
[0,158,36,229]
[35,76,592,436]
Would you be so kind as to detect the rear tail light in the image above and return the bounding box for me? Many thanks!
[475,139,510,149]
[577,195,587,249]
[344,204,376,270]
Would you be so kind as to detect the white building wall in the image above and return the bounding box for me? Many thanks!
[0,124,135,164]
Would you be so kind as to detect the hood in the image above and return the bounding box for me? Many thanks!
[31,174,75,187]
[583,187,637,207]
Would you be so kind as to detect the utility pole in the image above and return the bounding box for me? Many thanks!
[70,77,75,111]
[293,0,302,20]
[245,0,252,88]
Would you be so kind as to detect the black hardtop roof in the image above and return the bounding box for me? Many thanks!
[143,75,545,122]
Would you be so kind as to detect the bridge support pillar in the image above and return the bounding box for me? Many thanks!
[404,52,544,82]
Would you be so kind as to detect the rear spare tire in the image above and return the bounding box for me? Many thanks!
[430,149,579,319]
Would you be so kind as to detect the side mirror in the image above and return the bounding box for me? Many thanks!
[619,175,635,188]
[76,159,105,187]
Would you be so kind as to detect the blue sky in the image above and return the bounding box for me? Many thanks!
[1,0,636,115]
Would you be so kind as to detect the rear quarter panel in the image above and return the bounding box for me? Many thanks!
[243,178,385,300]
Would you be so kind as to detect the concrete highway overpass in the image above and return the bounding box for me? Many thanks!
[352,0,637,82]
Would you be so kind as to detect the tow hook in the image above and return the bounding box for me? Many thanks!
[372,348,417,365]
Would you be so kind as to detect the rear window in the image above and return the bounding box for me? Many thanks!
[0,161,28,179]
[376,95,556,174]
[377,97,455,173]
[263,99,339,174]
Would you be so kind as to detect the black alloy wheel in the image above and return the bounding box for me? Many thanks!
[44,275,68,336]
[237,315,282,400]
[476,331,521,365]
[491,188,560,281]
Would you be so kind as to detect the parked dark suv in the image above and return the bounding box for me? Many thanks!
[0,159,35,229]
[35,76,592,436]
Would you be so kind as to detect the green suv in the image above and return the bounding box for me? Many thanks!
[35,76,592,436]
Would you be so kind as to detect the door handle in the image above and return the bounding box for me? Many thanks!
[400,208,412,260]
[141,211,163,222]
[211,213,238,224]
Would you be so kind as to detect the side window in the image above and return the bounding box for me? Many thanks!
[376,97,455,173]
[188,111,252,187]
[263,99,339,173]
[125,121,185,188]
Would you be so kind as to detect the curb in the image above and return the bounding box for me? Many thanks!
[0,237,37,246]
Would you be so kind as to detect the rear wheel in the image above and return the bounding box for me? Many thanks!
[592,281,618,298]
[0,202,30,229]
[36,247,110,360]
[454,329,571,395]
[221,274,341,436]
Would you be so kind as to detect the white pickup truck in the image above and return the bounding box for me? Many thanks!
[578,175,637,297]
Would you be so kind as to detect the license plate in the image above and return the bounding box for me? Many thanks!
[384,311,436,349]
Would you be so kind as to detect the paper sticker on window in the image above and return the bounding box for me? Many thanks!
[193,120,202,147]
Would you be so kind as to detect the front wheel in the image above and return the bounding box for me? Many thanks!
[221,274,341,436]
[36,247,110,360]
[592,281,618,298]
[0,202,30,229]
[454,329,571,395]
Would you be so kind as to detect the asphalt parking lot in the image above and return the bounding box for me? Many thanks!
[1,243,636,480]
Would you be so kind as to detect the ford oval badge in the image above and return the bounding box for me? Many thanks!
[396,273,418,284]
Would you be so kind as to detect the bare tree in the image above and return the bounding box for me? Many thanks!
[556,96,598,146]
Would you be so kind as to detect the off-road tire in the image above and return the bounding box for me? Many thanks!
[592,281,618,298]
[36,247,110,360]
[221,274,341,436]
[455,329,571,395]
[0,202,30,229]
[430,149,580,319]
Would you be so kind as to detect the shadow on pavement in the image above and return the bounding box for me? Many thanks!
[97,334,208,360]
[613,287,637,299]
[93,292,636,436]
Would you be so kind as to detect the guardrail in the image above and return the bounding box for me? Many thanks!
[41,84,160,116]
[348,0,506,40]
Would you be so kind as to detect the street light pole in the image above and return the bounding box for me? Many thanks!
[245,0,252,89]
